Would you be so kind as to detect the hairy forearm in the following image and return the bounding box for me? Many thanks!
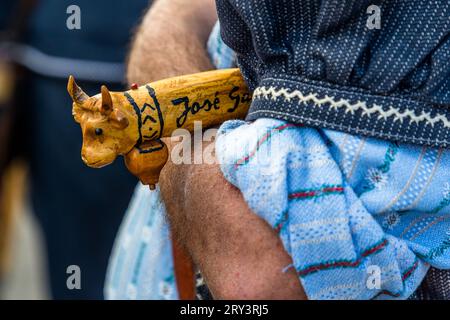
[183,165,306,300]
[127,0,217,84]
[160,140,307,300]
[129,0,306,299]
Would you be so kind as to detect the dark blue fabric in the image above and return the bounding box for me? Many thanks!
[26,0,148,62]
[0,1,15,31]
[216,0,450,148]
[25,76,136,300]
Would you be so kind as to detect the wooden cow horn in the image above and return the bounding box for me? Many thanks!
[101,85,113,114]
[67,75,89,105]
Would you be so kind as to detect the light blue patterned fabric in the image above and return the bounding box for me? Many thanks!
[105,184,177,300]
[207,22,236,70]
[216,118,450,299]
[105,23,450,300]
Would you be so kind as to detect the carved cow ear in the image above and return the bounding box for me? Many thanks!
[67,75,89,105]
[100,85,113,115]
[109,109,129,129]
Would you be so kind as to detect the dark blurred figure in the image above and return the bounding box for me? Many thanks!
[0,0,152,299]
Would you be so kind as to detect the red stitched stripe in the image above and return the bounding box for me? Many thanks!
[401,260,419,281]
[375,290,401,298]
[297,239,388,277]
[371,259,420,299]
[234,123,303,168]
[289,186,344,200]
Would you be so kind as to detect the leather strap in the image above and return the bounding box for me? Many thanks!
[172,238,195,300]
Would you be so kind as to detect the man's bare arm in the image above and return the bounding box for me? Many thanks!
[160,141,306,299]
[127,0,306,299]
[127,0,217,84]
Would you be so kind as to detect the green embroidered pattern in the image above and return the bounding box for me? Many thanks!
[362,142,399,194]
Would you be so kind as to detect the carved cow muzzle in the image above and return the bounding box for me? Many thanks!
[67,76,139,168]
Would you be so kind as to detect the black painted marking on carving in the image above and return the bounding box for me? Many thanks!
[143,115,157,124]
[146,85,164,139]
[124,92,143,147]
[138,139,165,154]
[228,86,251,112]
[143,131,158,140]
[125,87,164,154]
[141,102,156,113]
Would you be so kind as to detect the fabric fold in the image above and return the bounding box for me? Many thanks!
[216,118,450,299]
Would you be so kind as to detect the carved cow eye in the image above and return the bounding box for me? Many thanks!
[94,128,103,136]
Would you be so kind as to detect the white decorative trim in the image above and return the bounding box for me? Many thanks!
[253,86,450,129]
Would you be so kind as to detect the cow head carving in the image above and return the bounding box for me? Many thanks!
[68,76,139,168]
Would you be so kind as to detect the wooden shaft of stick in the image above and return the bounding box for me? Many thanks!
[69,69,251,299]
[171,237,196,300]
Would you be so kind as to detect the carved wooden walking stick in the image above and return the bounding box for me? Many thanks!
[68,68,251,299]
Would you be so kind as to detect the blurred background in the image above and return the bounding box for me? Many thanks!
[0,0,153,299]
